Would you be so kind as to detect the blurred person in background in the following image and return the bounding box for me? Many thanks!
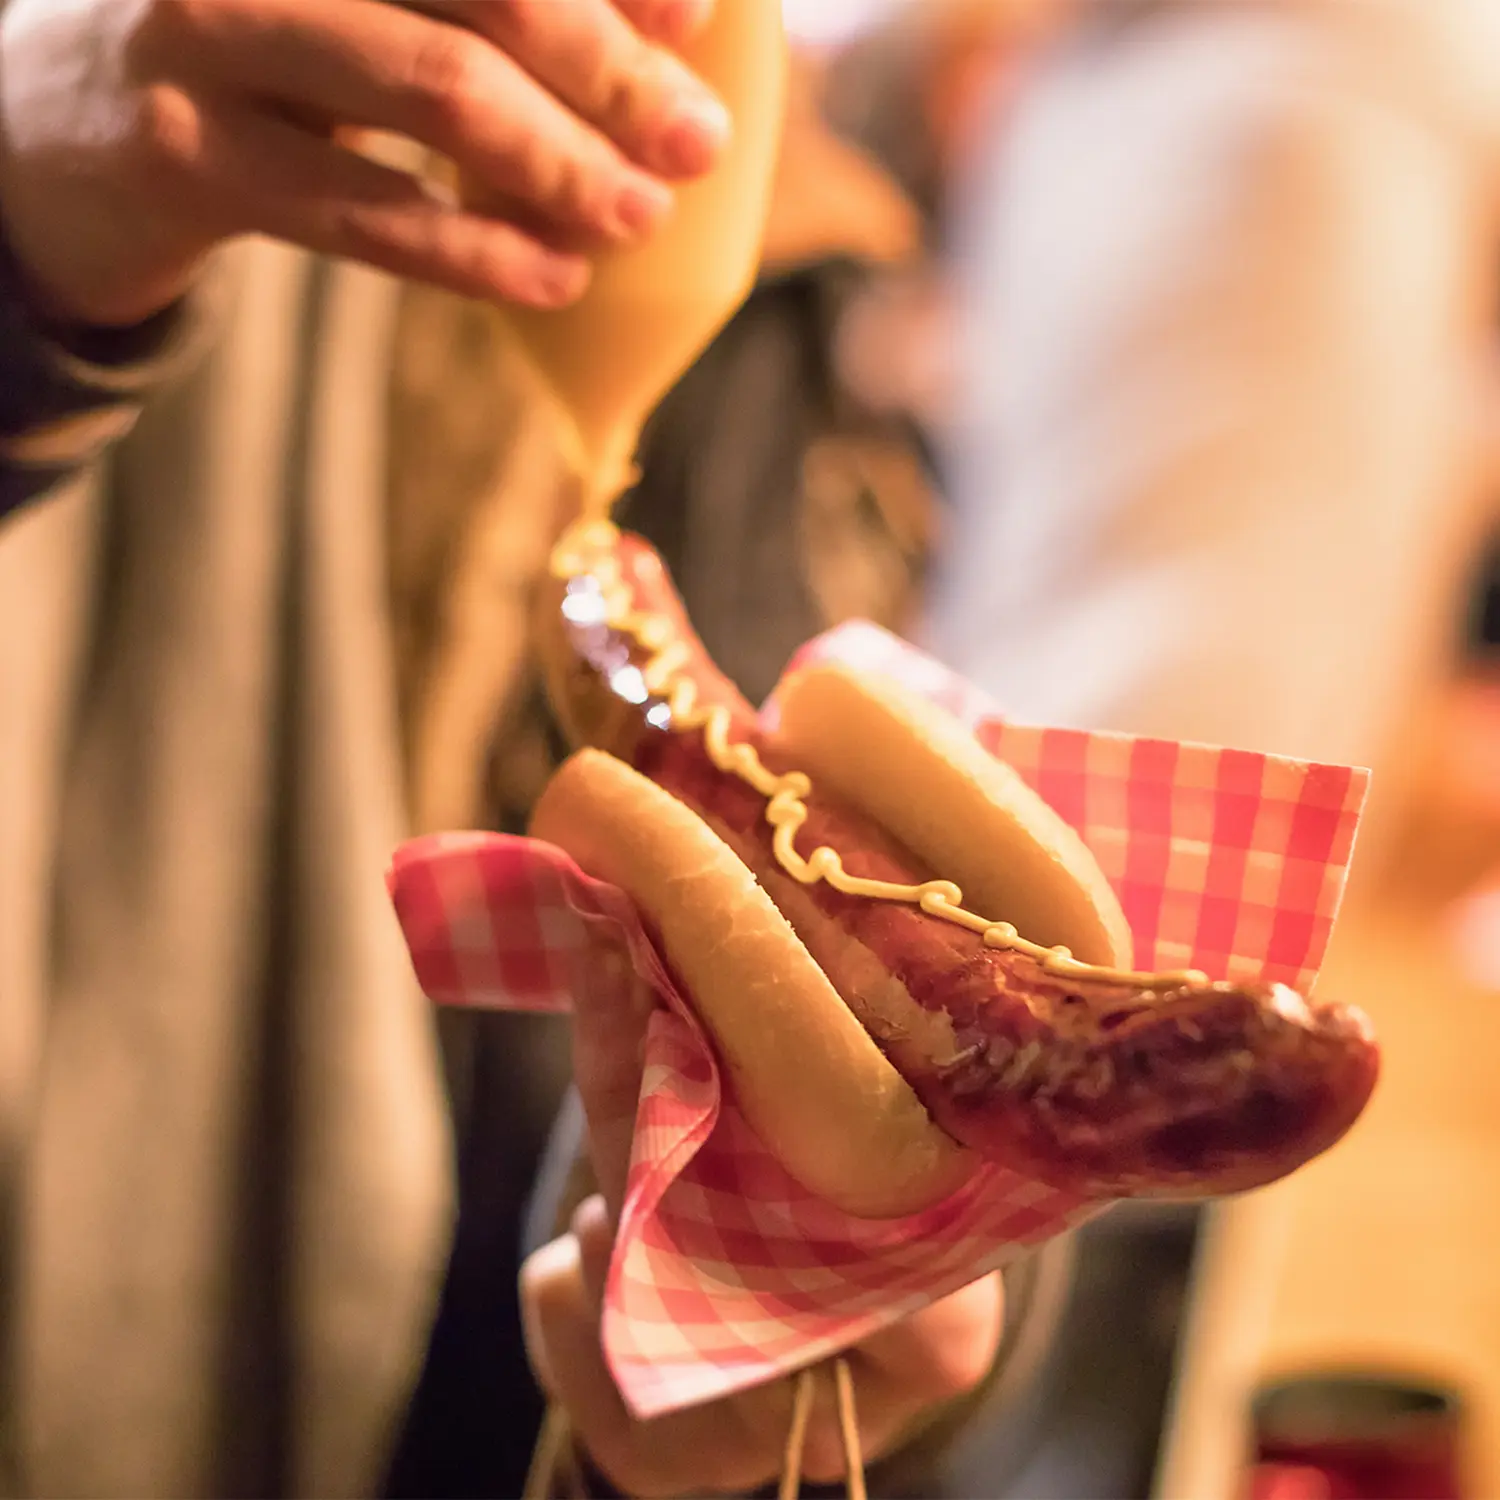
[925,3,1500,1492]
[1396,531,1500,989]
[0,2,1073,1497]
[801,0,1064,455]
[931,0,1500,854]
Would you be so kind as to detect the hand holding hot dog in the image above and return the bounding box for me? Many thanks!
[0,0,731,327]
[519,937,1005,1497]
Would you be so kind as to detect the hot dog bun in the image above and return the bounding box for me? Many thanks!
[532,524,1380,1205]
[530,747,979,1219]
[773,663,1133,967]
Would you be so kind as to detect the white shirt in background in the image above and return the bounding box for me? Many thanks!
[928,2,1498,856]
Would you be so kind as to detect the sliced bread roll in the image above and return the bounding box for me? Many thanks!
[773,662,1132,967]
[530,748,977,1218]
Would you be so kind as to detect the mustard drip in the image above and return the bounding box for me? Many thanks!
[551,520,1209,992]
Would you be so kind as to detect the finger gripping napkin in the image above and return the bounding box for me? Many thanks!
[386,622,1368,1420]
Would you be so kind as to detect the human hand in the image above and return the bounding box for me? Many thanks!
[0,0,730,327]
[519,946,1005,1497]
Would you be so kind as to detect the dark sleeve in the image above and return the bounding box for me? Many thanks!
[0,226,219,519]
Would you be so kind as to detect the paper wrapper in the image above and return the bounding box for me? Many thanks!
[388,622,1368,1420]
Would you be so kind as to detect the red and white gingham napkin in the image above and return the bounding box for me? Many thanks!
[388,622,1368,1420]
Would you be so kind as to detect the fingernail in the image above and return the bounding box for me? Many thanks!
[533,257,592,308]
[520,1232,582,1290]
[613,177,674,238]
[655,0,713,45]
[660,88,732,176]
[571,1193,613,1243]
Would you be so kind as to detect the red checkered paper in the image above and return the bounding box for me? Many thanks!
[387,622,1368,1420]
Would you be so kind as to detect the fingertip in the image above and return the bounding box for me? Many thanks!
[657,86,733,177]
[572,1191,616,1246]
[673,0,717,46]
[519,1233,584,1395]
[529,254,593,308]
[613,176,676,239]
[520,1234,585,1319]
[923,1272,1008,1401]
[637,0,715,47]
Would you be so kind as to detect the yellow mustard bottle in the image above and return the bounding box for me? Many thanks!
[497,0,788,512]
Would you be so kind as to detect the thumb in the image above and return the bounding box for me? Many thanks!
[568,937,658,1224]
